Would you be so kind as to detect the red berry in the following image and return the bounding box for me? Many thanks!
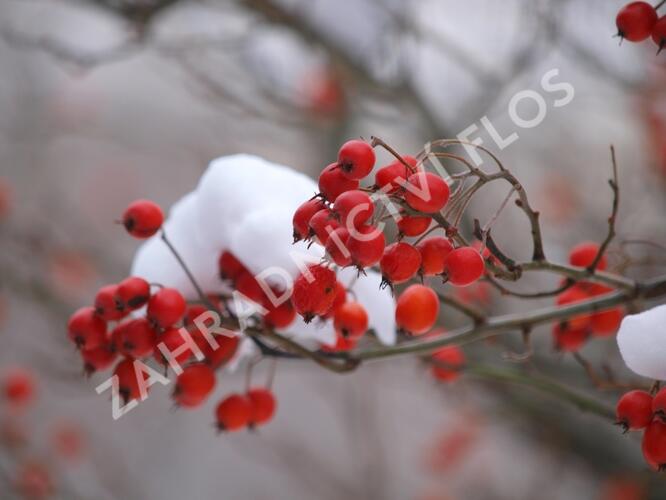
[431,346,465,382]
[616,390,653,431]
[292,265,337,322]
[115,276,151,311]
[318,162,359,201]
[215,393,252,432]
[113,358,148,403]
[347,224,386,268]
[333,190,374,228]
[417,237,454,276]
[309,208,341,245]
[652,387,666,421]
[264,300,296,329]
[199,333,240,369]
[325,227,352,266]
[403,172,450,213]
[395,284,439,335]
[3,369,35,409]
[642,420,666,470]
[247,387,277,426]
[184,304,208,328]
[81,345,117,376]
[15,461,53,500]
[397,213,431,237]
[122,199,163,238]
[67,307,107,350]
[568,241,607,270]
[292,199,326,242]
[218,251,246,281]
[555,286,592,329]
[235,271,268,306]
[333,302,369,339]
[652,16,666,52]
[337,139,375,180]
[173,363,216,408]
[590,307,623,337]
[94,284,125,321]
[552,323,589,352]
[374,156,418,193]
[380,242,421,286]
[321,334,357,352]
[443,247,485,286]
[322,281,347,319]
[616,2,658,42]
[147,288,186,328]
[118,318,157,358]
[154,327,193,366]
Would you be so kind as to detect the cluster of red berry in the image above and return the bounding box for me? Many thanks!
[551,242,624,352]
[616,388,666,470]
[67,200,277,432]
[291,139,486,344]
[616,1,666,52]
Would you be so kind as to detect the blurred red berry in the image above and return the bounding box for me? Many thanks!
[173,363,216,408]
[569,241,607,270]
[215,394,252,432]
[67,307,107,350]
[431,346,465,382]
[418,237,454,276]
[247,387,277,427]
[122,199,163,238]
[396,284,439,335]
[147,288,186,328]
[616,390,654,432]
[380,242,421,286]
[443,247,485,286]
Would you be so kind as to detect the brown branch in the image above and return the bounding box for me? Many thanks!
[434,291,485,325]
[588,145,619,272]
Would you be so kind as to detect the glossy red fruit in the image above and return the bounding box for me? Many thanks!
[147,288,187,328]
[397,214,431,237]
[122,199,163,238]
[337,139,375,180]
[333,190,374,228]
[322,281,347,319]
[247,387,277,426]
[292,265,337,322]
[380,242,421,286]
[375,156,418,193]
[215,394,252,432]
[200,334,240,369]
[173,363,216,408]
[218,251,246,281]
[184,304,208,328]
[616,2,658,42]
[119,318,157,358]
[309,208,341,245]
[94,284,125,321]
[235,271,268,306]
[403,172,450,213]
[652,16,666,52]
[318,162,359,201]
[154,328,193,366]
[590,307,623,337]
[431,346,465,382]
[552,323,589,352]
[555,286,592,329]
[652,387,666,420]
[113,358,148,404]
[347,225,386,268]
[325,227,352,266]
[395,284,439,335]
[293,199,326,242]
[333,302,369,339]
[67,307,107,350]
[568,241,607,270]
[3,369,35,409]
[264,300,296,329]
[443,247,485,286]
[616,390,653,432]
[115,276,151,312]
[321,334,357,352]
[417,237,454,276]
[81,345,117,376]
[642,420,666,470]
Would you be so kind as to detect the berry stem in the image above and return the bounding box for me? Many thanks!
[462,363,615,420]
[656,0,666,10]
[160,230,217,311]
[369,136,418,174]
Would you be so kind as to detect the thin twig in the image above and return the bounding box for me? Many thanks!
[588,145,619,272]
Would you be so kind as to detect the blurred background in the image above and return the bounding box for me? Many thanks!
[1,0,666,498]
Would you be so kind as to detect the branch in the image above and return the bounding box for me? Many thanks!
[588,145,619,272]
